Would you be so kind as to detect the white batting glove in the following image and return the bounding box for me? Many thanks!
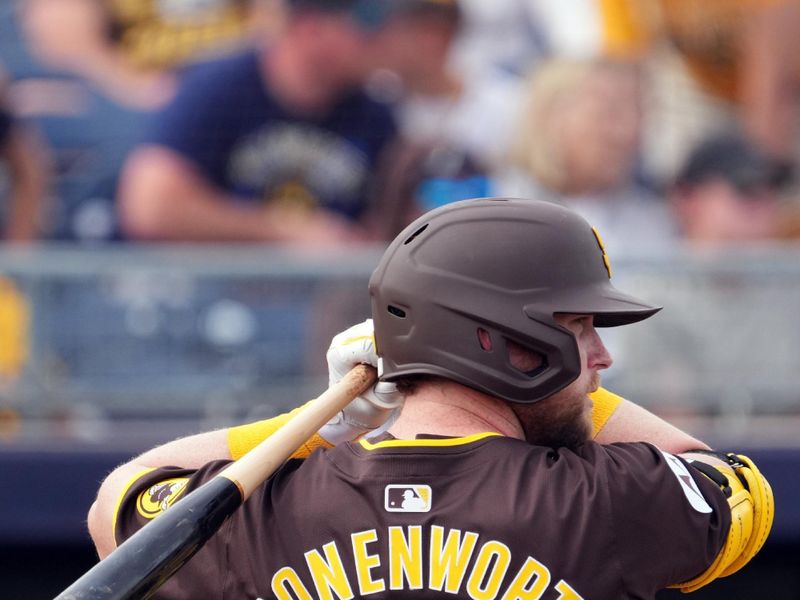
[319,319,403,445]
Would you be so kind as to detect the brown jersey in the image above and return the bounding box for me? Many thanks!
[115,433,730,600]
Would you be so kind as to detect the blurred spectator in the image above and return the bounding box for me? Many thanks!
[580,0,800,183]
[0,65,48,242]
[0,2,164,242]
[375,0,522,170]
[372,0,463,109]
[119,0,401,244]
[21,0,279,110]
[611,135,800,417]
[496,58,675,256]
[364,0,503,237]
[669,132,793,243]
[448,0,548,79]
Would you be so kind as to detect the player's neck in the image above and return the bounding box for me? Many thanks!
[388,381,525,441]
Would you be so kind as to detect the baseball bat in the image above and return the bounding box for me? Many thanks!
[54,364,378,600]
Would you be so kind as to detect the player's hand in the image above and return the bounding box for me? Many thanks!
[320,319,403,444]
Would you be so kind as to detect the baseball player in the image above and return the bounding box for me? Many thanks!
[88,198,772,599]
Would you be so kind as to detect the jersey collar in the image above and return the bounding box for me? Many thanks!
[358,431,502,451]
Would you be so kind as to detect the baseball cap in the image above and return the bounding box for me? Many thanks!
[287,0,459,30]
[286,0,389,28]
[674,133,793,195]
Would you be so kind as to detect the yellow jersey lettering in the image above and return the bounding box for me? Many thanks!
[269,525,584,599]
[499,556,551,600]
[389,525,423,590]
[304,541,354,600]
[271,567,313,600]
[429,525,479,593]
[466,540,512,600]
[350,529,385,595]
[554,579,584,599]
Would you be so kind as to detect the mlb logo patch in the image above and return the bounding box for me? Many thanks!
[384,485,432,513]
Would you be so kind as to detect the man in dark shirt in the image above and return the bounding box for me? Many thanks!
[118,0,398,244]
[89,198,773,599]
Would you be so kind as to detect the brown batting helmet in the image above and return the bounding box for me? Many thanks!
[369,197,661,403]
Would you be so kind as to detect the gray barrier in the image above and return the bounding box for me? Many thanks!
[0,244,797,447]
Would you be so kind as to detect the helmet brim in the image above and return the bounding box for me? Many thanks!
[536,281,662,328]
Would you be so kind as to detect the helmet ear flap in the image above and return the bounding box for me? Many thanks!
[475,328,548,377]
[503,336,549,378]
[376,301,581,404]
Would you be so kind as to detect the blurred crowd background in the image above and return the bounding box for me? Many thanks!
[1,0,800,597]
[2,0,800,246]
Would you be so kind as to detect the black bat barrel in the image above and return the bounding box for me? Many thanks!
[55,477,243,600]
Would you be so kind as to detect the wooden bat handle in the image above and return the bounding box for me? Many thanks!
[221,363,378,499]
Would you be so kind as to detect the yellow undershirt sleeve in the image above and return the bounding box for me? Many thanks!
[227,401,334,460]
[590,387,625,438]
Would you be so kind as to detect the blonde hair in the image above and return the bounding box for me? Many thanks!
[508,60,591,193]
[507,59,637,194]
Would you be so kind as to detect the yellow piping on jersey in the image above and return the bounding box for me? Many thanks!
[359,432,502,450]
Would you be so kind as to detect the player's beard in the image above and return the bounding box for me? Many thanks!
[510,373,598,451]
